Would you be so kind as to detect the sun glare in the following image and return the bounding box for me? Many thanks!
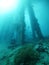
[0,0,19,14]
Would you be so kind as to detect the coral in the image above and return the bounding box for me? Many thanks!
[13,44,40,65]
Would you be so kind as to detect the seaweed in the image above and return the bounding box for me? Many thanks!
[13,44,40,65]
[0,44,40,65]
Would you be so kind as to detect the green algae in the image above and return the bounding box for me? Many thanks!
[0,44,40,65]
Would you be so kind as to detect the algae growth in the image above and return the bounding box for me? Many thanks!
[0,44,40,65]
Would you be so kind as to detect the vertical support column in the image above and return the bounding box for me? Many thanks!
[27,4,44,40]
[16,8,25,46]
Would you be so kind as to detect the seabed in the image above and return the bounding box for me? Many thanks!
[0,38,49,65]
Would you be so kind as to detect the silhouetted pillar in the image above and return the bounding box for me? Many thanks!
[27,4,44,40]
[16,7,25,45]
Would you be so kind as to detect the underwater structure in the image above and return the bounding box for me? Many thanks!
[26,0,44,40]
[11,0,44,46]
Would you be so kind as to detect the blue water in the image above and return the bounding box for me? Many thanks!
[0,0,49,60]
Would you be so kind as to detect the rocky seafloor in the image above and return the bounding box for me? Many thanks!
[0,39,49,65]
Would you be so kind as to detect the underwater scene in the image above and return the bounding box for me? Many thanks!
[0,0,49,65]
